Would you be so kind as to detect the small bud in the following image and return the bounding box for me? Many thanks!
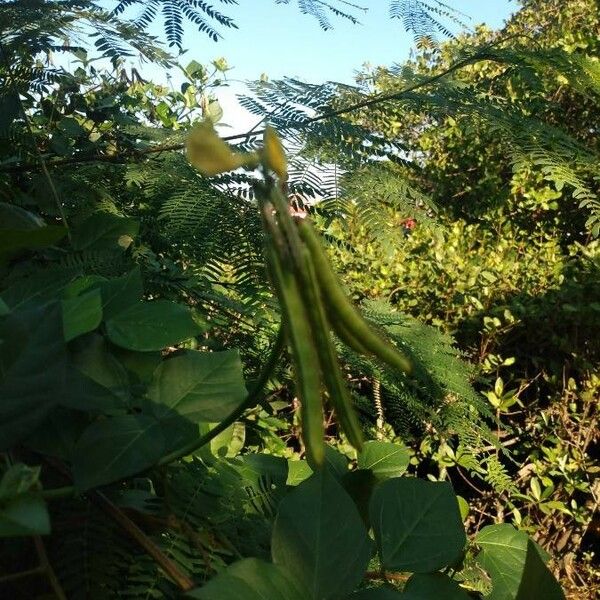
[262,125,288,179]
[187,120,253,176]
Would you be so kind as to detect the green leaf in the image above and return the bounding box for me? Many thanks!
[71,392,200,489]
[115,348,162,385]
[272,470,372,599]
[0,495,50,537]
[370,478,466,573]
[402,573,471,599]
[71,211,139,251]
[456,495,469,522]
[357,441,410,479]
[0,304,67,450]
[342,469,378,527]
[187,558,308,599]
[475,524,565,600]
[62,288,103,341]
[0,464,50,537]
[94,268,143,320]
[25,407,89,461]
[72,415,167,490]
[324,444,349,478]
[210,422,245,458]
[0,269,74,312]
[286,460,313,486]
[106,300,204,351]
[0,464,42,500]
[64,333,130,410]
[0,226,67,258]
[0,202,44,229]
[147,349,247,422]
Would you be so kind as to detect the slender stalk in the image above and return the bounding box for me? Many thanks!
[157,324,285,467]
[33,536,68,600]
[0,566,44,584]
[40,485,75,500]
[92,491,195,592]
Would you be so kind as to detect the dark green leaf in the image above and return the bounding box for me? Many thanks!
[147,349,247,422]
[0,270,74,312]
[0,226,67,258]
[62,288,103,341]
[71,212,139,251]
[106,300,204,351]
[25,407,89,461]
[342,469,378,528]
[72,415,166,490]
[64,333,130,409]
[94,268,143,320]
[370,478,466,573]
[0,495,50,537]
[272,470,372,599]
[402,573,471,599]
[357,441,410,479]
[0,202,44,229]
[0,464,50,537]
[475,524,565,600]
[0,304,67,450]
[187,558,308,599]
[323,445,349,478]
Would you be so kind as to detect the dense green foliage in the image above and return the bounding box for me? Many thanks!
[0,1,597,598]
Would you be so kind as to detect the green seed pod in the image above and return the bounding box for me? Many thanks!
[297,219,412,376]
[301,248,364,450]
[260,203,325,468]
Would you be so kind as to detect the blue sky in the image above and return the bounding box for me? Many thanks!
[129,1,515,131]
[166,0,517,84]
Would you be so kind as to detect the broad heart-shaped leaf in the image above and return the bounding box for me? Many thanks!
[105,300,204,351]
[187,558,309,600]
[475,524,565,600]
[0,495,50,537]
[93,268,143,320]
[271,470,373,599]
[0,225,67,258]
[357,441,410,479]
[25,407,89,461]
[62,333,130,411]
[147,349,247,422]
[71,211,139,251]
[370,478,466,573]
[72,415,167,490]
[402,573,471,599]
[0,303,67,450]
[61,288,103,341]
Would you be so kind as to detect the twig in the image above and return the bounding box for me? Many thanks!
[0,566,44,584]
[33,536,68,600]
[91,491,195,592]
[41,457,194,592]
